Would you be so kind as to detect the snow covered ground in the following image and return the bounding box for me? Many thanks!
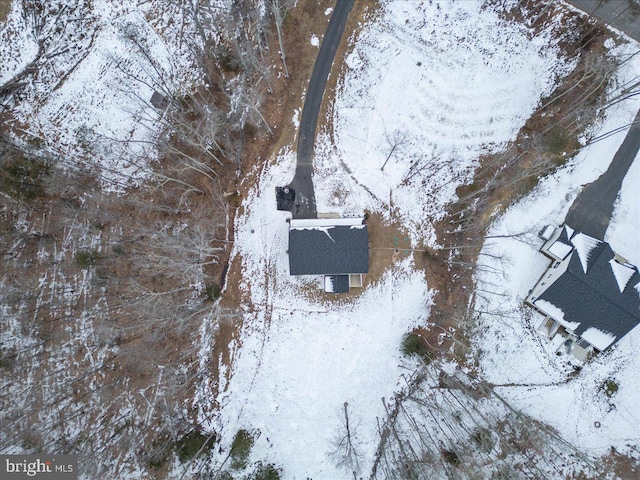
[207,152,431,478]
[607,150,640,264]
[314,0,573,245]
[472,39,640,458]
[0,0,198,189]
[4,0,634,475]
[208,2,589,478]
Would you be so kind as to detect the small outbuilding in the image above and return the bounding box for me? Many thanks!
[150,91,169,110]
[288,217,369,293]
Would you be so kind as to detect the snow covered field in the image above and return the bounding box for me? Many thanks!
[0,0,197,188]
[472,40,640,458]
[314,0,572,245]
[3,0,637,476]
[210,2,591,478]
[206,152,431,477]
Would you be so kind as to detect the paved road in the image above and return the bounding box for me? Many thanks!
[565,109,640,238]
[564,0,640,239]
[565,0,640,42]
[288,0,354,219]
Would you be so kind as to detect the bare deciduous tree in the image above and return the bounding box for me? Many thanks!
[267,0,292,77]
[329,402,362,477]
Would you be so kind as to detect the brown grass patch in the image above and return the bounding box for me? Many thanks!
[0,0,12,23]
[598,448,640,480]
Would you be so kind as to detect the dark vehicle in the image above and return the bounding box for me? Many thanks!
[276,186,295,211]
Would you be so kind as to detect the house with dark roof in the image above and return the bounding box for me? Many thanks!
[526,225,640,360]
[288,217,369,293]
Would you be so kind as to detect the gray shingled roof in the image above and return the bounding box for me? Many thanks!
[535,238,640,350]
[324,275,350,293]
[288,219,369,275]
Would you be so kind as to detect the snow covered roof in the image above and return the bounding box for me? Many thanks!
[548,240,573,260]
[570,232,601,273]
[290,218,366,229]
[581,328,617,351]
[609,259,636,293]
[539,225,556,241]
[288,218,369,275]
[533,232,640,351]
[544,225,574,260]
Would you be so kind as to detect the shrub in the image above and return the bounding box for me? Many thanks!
[0,155,49,201]
[147,446,171,469]
[226,192,243,208]
[243,122,258,137]
[175,430,215,463]
[250,463,281,480]
[471,427,495,453]
[0,348,16,369]
[603,379,618,398]
[205,283,221,301]
[401,332,431,364]
[442,449,460,466]
[216,45,242,72]
[493,465,518,480]
[75,249,100,268]
[544,127,570,156]
[230,429,254,470]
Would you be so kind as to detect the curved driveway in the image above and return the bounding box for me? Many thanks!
[564,0,640,239]
[565,0,640,42]
[565,109,640,238]
[289,0,355,219]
